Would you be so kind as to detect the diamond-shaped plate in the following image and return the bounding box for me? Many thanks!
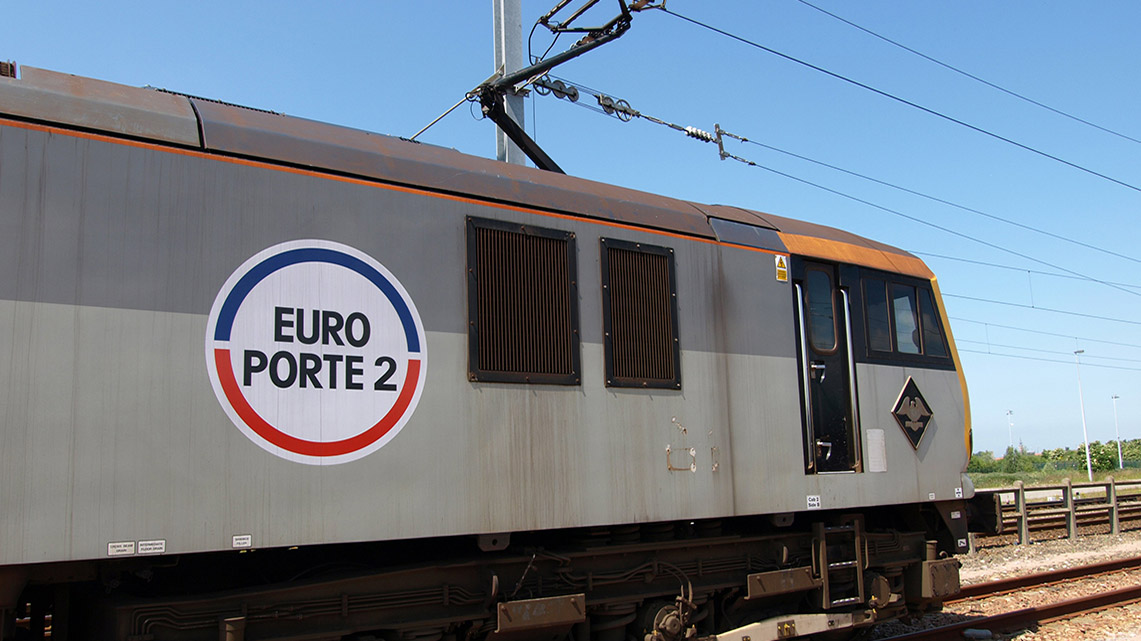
[892,377,932,449]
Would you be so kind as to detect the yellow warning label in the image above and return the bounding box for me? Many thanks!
[775,255,789,282]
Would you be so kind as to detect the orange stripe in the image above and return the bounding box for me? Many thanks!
[930,277,973,469]
[2,116,755,247]
[1,116,931,272]
[777,232,933,279]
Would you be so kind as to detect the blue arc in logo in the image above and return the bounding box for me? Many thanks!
[212,247,420,352]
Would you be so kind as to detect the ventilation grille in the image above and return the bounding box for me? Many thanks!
[468,218,579,384]
[602,239,681,389]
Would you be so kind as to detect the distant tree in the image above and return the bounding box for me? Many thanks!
[1088,441,1118,472]
[1043,446,1082,466]
[1121,439,1141,463]
[1000,446,1041,473]
[967,450,998,473]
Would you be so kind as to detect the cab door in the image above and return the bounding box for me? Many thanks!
[793,260,862,473]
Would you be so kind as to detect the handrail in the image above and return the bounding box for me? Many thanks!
[795,283,816,472]
[840,289,861,471]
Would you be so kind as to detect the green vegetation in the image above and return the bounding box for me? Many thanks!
[967,440,1141,489]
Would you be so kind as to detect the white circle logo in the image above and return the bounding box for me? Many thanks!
[205,240,427,465]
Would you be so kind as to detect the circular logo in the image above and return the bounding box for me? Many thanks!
[205,240,427,465]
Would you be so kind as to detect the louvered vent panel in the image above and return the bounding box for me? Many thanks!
[603,241,680,389]
[468,219,579,384]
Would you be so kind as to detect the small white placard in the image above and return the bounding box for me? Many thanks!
[955,487,964,499]
[806,495,822,510]
[866,429,887,472]
[957,538,968,549]
[232,534,253,549]
[138,539,167,555]
[774,255,789,282]
[928,492,936,501]
[950,510,962,520]
[107,541,136,557]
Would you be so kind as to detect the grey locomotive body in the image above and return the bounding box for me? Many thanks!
[0,66,975,641]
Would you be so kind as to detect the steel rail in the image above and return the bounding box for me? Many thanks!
[950,555,1141,601]
[885,561,1141,634]
[881,584,1141,640]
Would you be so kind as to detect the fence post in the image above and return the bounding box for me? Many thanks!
[1108,476,1119,535]
[1063,477,1077,541]
[1015,481,1028,545]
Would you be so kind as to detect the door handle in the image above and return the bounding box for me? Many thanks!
[816,440,833,461]
[810,361,826,382]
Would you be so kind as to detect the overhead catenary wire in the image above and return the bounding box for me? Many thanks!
[409,94,470,142]
[710,134,1141,299]
[956,339,1141,364]
[656,6,1141,195]
[733,136,1141,266]
[540,76,1140,270]
[795,0,1141,147]
[913,252,1141,289]
[951,317,1141,351]
[528,20,564,65]
[534,75,1141,299]
[958,349,1141,372]
[943,293,1141,326]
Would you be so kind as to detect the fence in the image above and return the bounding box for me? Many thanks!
[974,477,1141,547]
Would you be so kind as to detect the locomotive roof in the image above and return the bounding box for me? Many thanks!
[0,65,931,279]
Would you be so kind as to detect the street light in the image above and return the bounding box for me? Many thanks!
[1006,410,1015,450]
[1074,350,1093,482]
[1112,395,1122,470]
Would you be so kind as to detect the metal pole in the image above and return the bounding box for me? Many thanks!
[1112,394,1122,469]
[493,0,526,165]
[1074,350,1093,482]
[1006,410,1014,450]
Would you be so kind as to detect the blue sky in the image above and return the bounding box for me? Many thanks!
[6,1,1139,457]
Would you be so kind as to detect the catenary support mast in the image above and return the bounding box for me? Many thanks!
[493,0,526,165]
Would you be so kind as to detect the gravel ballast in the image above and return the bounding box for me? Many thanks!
[869,529,1141,640]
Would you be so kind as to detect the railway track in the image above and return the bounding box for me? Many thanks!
[880,556,1141,640]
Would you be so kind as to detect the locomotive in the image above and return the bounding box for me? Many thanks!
[0,63,985,640]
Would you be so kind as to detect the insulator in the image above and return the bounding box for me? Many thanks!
[684,126,715,142]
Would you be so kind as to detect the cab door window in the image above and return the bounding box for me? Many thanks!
[806,269,837,352]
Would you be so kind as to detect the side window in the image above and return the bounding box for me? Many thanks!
[600,238,681,389]
[861,271,949,362]
[891,284,921,354]
[466,217,580,385]
[919,288,948,357]
[865,278,892,352]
